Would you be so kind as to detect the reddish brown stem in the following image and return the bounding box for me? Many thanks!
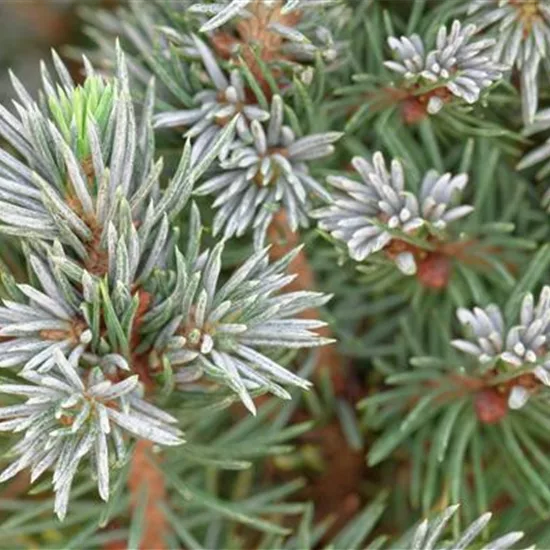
[127,441,169,550]
[0,471,29,499]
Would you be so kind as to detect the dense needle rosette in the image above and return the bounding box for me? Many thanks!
[314,151,472,274]
[141,218,332,413]
[0,45,234,283]
[0,252,95,373]
[468,0,550,123]
[385,20,506,114]
[0,350,183,520]
[153,36,269,162]
[452,286,550,409]
[195,95,341,247]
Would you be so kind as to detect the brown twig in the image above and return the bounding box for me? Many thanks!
[1,471,29,500]
[127,441,169,550]
[211,0,301,97]
[5,2,71,45]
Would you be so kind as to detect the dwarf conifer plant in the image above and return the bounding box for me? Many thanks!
[0,0,550,548]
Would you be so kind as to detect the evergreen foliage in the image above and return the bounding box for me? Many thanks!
[1,0,550,548]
